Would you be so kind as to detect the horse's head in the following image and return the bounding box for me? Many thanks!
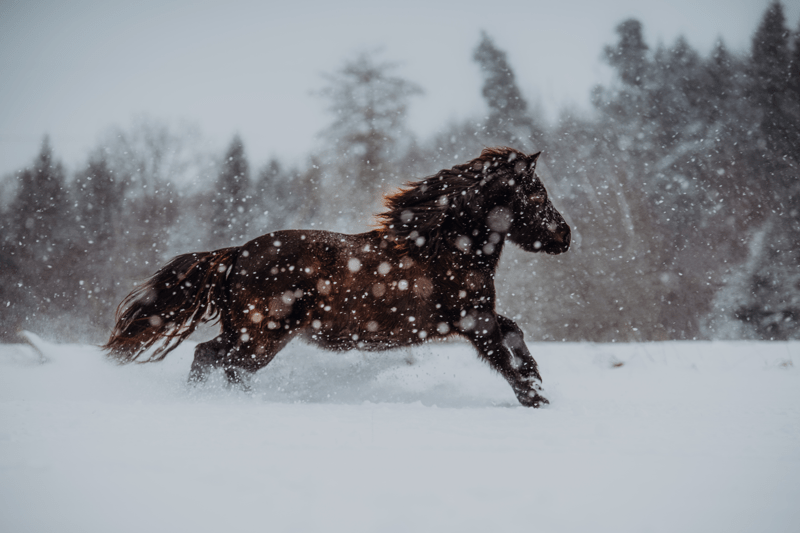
[378,147,569,260]
[483,149,570,255]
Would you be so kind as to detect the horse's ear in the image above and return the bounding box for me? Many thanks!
[530,151,542,168]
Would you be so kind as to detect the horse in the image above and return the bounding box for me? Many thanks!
[104,147,570,407]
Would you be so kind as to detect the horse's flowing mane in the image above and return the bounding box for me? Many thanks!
[376,147,526,259]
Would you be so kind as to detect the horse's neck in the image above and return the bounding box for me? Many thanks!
[433,233,506,276]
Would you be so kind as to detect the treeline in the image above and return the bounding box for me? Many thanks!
[1,1,798,343]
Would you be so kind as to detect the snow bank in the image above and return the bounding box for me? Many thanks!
[1,336,798,532]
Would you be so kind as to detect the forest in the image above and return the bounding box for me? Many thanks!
[1,1,798,344]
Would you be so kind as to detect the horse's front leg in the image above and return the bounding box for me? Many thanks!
[497,314,545,392]
[463,315,548,408]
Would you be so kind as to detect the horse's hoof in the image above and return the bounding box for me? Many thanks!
[224,368,253,391]
[531,394,550,408]
[187,364,210,385]
[516,390,549,408]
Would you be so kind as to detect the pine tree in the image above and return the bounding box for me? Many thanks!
[2,138,73,336]
[211,135,251,247]
[785,19,800,164]
[648,36,703,149]
[734,220,800,340]
[292,158,323,227]
[791,21,800,100]
[604,19,649,87]
[727,1,800,339]
[253,159,320,231]
[72,150,127,328]
[704,39,736,124]
[75,151,125,248]
[751,0,792,158]
[252,158,292,230]
[10,137,69,250]
[473,32,541,147]
[318,51,421,218]
[596,18,652,132]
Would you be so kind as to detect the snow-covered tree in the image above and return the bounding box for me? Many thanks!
[75,151,126,249]
[317,51,422,223]
[473,32,543,147]
[724,1,800,340]
[604,19,649,88]
[1,138,75,338]
[69,151,128,332]
[211,135,251,247]
[251,157,304,232]
[750,1,797,163]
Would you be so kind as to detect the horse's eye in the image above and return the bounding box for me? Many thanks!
[529,193,547,205]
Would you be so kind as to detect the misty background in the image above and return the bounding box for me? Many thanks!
[1,0,798,344]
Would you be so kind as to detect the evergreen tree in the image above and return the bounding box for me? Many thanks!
[318,51,421,220]
[1,138,74,337]
[211,135,251,247]
[10,137,70,252]
[292,158,323,227]
[252,158,294,231]
[0,171,24,340]
[791,21,800,99]
[751,0,793,159]
[473,32,542,146]
[604,19,649,87]
[725,1,800,339]
[75,151,125,248]
[253,159,321,231]
[734,220,800,340]
[658,37,703,142]
[704,39,736,124]
[71,151,127,329]
[784,20,800,164]
[596,19,652,133]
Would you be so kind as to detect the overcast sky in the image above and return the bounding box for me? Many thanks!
[1,0,797,175]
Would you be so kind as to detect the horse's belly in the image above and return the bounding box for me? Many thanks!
[308,333,424,352]
[305,314,427,351]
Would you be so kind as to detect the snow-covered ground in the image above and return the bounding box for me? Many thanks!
[1,335,798,532]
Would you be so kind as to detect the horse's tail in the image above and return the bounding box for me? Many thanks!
[103,247,240,364]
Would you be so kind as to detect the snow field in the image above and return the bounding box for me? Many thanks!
[1,337,798,532]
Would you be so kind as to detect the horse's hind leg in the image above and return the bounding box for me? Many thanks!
[218,327,299,386]
[188,337,229,384]
[187,336,261,389]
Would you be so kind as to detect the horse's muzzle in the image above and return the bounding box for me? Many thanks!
[546,226,571,254]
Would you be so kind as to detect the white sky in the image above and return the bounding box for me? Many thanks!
[1,0,797,174]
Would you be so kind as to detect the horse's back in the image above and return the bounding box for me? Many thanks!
[228,228,439,351]
[227,229,374,327]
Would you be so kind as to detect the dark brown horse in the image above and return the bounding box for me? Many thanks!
[104,147,570,407]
